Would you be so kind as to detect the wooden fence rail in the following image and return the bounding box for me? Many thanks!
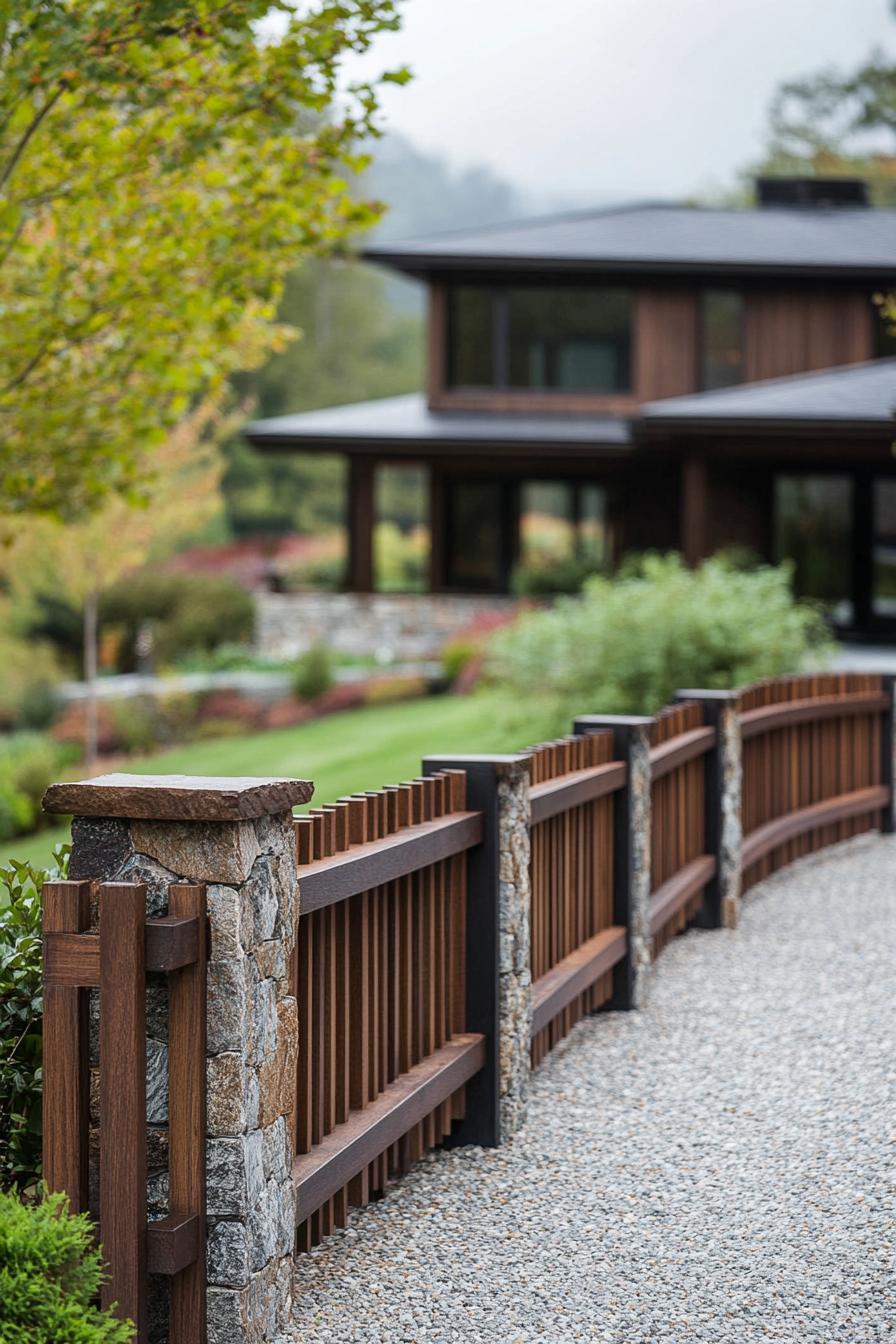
[38,670,896,1343]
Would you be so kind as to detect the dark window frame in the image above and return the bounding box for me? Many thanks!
[446,282,634,395]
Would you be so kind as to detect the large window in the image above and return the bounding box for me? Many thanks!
[774,475,852,625]
[448,285,633,394]
[700,290,744,390]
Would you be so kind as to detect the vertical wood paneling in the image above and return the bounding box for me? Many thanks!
[636,289,699,399]
[743,289,873,383]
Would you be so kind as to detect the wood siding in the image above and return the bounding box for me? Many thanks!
[743,290,873,382]
[426,279,877,412]
[635,289,699,400]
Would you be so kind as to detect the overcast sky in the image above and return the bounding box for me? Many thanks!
[342,0,896,205]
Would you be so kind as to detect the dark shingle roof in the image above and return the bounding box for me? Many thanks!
[246,393,631,455]
[363,202,896,280]
[639,358,896,435]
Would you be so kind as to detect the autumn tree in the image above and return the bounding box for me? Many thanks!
[0,1,408,519]
[4,391,243,766]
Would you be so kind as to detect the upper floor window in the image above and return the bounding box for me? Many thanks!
[700,290,744,390]
[447,284,633,394]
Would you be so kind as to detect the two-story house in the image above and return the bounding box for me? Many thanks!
[246,177,896,639]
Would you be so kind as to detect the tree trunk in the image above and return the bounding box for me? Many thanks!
[84,588,99,774]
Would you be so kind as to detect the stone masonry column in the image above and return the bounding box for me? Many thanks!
[676,690,743,929]
[43,773,312,1344]
[423,754,532,1145]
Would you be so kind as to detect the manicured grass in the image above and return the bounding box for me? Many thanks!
[5,692,517,871]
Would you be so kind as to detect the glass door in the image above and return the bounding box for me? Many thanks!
[872,477,896,624]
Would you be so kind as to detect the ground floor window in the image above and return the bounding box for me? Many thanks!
[442,476,608,595]
[373,465,429,593]
[872,478,896,621]
[516,481,607,594]
[774,475,853,626]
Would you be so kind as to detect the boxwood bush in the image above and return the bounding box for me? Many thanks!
[490,552,832,738]
[0,1189,134,1342]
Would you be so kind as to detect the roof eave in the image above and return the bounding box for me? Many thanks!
[361,249,896,283]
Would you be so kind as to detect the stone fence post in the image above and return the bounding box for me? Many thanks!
[423,754,532,1146]
[43,773,312,1344]
[573,716,652,1007]
[676,689,743,929]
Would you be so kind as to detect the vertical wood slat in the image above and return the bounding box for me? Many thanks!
[99,882,148,1339]
[525,733,617,1066]
[167,883,207,1344]
[41,880,91,1213]
[738,674,886,893]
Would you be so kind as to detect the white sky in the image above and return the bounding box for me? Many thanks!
[341,0,896,203]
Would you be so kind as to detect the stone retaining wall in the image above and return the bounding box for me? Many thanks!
[256,591,517,662]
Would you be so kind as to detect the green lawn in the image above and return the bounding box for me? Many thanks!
[7,691,518,871]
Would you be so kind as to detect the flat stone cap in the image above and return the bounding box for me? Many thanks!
[43,773,314,822]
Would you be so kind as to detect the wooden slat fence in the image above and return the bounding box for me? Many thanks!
[41,879,207,1344]
[525,733,627,1067]
[647,702,716,959]
[291,771,484,1251]
[738,673,890,893]
[38,672,896,1340]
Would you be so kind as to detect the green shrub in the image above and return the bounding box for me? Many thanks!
[292,645,334,702]
[441,638,480,684]
[15,681,60,732]
[100,572,254,671]
[373,522,428,593]
[0,845,69,1194]
[0,1188,134,1342]
[510,554,601,597]
[107,696,161,756]
[0,735,63,843]
[0,637,63,732]
[491,552,833,738]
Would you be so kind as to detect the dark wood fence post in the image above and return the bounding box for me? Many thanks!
[573,716,652,1008]
[43,772,312,1344]
[675,689,742,928]
[880,674,896,834]
[422,754,531,1147]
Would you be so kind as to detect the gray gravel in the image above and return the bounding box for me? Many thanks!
[292,835,896,1342]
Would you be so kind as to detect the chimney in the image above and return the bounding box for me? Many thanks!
[756,176,869,209]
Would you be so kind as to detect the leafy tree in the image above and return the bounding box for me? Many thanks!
[749,3,896,203]
[0,1,408,519]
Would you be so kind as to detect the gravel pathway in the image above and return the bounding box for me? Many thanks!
[292,836,896,1343]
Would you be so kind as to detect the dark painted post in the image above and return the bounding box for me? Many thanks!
[676,689,742,929]
[573,716,652,1009]
[880,674,896,834]
[423,753,531,1147]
